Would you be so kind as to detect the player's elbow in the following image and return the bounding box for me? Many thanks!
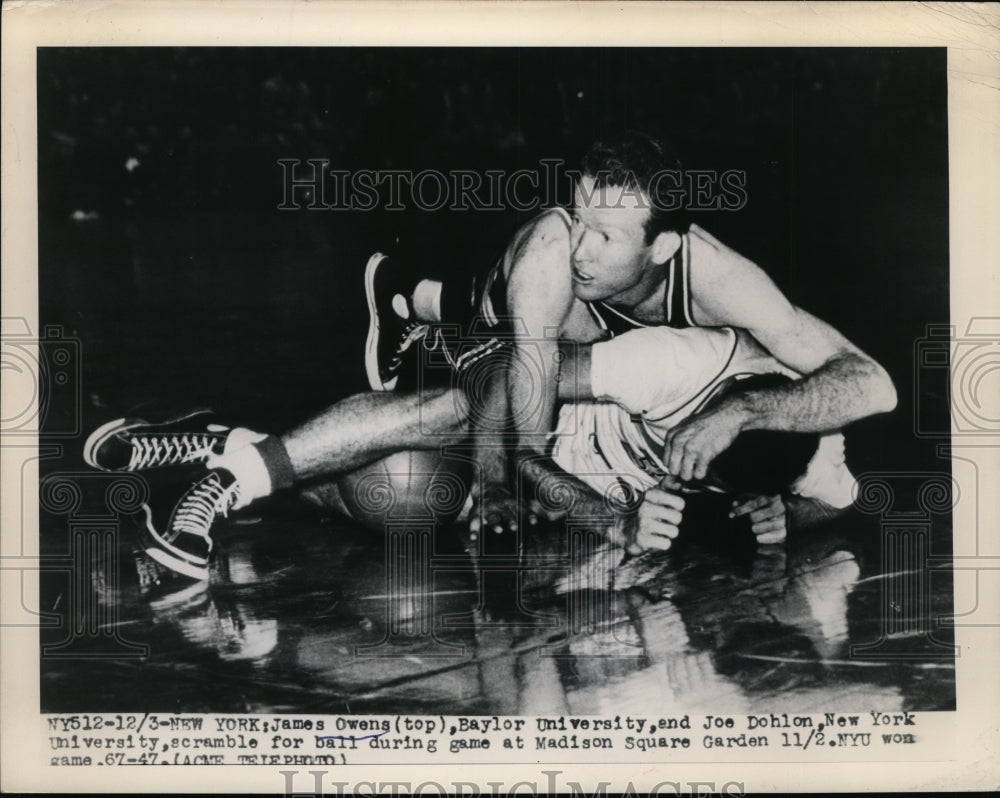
[868,359,898,415]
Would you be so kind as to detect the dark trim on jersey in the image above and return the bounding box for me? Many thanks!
[588,418,615,471]
[667,231,693,327]
[585,302,611,334]
[593,300,650,330]
[665,237,678,325]
[587,233,691,336]
[678,230,695,327]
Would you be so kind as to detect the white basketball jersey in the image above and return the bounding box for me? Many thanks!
[551,325,788,497]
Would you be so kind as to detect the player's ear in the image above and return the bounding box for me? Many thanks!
[649,231,681,265]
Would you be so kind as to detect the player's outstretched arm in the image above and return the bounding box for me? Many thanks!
[693,251,897,427]
[665,252,897,482]
[467,365,519,535]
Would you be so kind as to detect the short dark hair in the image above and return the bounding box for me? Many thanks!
[706,374,821,495]
[581,130,691,242]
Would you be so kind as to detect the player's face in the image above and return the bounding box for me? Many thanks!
[569,175,665,304]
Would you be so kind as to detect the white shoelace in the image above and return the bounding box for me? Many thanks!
[389,323,430,367]
[129,434,221,470]
[170,473,241,545]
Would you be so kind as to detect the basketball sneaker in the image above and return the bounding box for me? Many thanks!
[84,410,261,472]
[364,252,429,391]
[139,468,241,581]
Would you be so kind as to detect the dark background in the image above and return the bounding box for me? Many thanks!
[35,47,955,716]
[37,47,950,477]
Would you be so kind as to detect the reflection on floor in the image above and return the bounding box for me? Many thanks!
[40,495,955,715]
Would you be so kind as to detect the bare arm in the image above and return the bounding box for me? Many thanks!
[474,214,592,529]
[665,247,897,481]
[504,218,577,453]
[696,253,897,430]
[467,366,516,533]
[514,450,682,555]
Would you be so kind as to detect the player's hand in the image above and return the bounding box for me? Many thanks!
[731,493,787,545]
[470,483,531,536]
[663,400,746,483]
[619,476,685,554]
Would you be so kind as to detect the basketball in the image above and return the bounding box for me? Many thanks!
[336,449,473,530]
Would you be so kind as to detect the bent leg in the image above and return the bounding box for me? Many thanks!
[282,386,470,482]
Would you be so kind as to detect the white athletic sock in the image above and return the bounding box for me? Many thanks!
[223,426,267,453]
[207,441,272,510]
[412,279,443,322]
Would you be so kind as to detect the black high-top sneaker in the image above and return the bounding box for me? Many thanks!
[84,410,256,471]
[139,468,242,581]
[364,252,430,391]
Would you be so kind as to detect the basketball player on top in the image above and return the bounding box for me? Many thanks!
[82,132,897,580]
[361,132,896,544]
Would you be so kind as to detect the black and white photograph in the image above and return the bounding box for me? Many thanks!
[3,2,999,794]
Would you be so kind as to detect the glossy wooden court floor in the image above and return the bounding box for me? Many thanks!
[40,481,955,716]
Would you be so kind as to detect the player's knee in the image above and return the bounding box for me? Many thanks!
[872,361,899,413]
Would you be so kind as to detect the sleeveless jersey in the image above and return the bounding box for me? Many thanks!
[474,206,693,337]
[585,230,695,336]
[534,206,695,336]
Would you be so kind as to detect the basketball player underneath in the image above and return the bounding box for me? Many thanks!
[83,321,854,581]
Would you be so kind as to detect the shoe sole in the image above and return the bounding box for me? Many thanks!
[145,576,210,610]
[82,409,217,471]
[139,504,211,581]
[83,417,131,470]
[364,253,397,391]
